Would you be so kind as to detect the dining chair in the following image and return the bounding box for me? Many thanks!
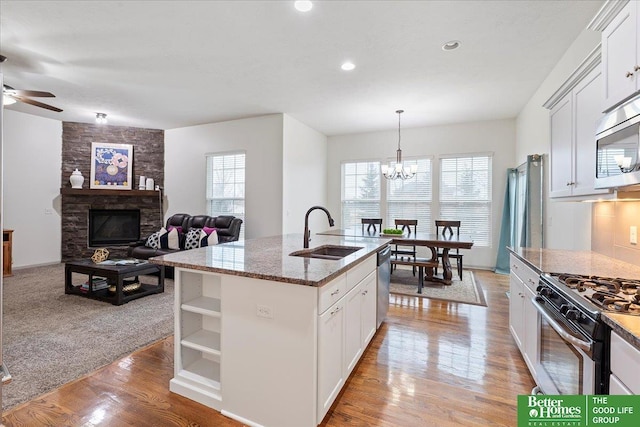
[392,219,418,275]
[435,220,463,280]
[361,218,383,234]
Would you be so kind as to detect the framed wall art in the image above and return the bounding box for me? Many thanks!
[90,142,133,190]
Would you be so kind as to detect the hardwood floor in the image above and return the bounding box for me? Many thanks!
[2,270,534,426]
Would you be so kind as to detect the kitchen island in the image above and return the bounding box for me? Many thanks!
[150,233,390,427]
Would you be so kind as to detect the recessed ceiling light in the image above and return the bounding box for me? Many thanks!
[341,61,356,71]
[442,40,461,51]
[294,1,313,12]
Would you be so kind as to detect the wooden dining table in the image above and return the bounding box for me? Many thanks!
[318,228,474,285]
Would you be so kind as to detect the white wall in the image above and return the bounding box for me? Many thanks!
[516,28,601,250]
[164,114,284,240]
[327,118,516,270]
[282,115,328,236]
[3,110,62,268]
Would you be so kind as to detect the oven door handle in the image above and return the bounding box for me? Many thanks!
[531,297,592,353]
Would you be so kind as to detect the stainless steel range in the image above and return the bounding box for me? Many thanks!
[534,272,640,395]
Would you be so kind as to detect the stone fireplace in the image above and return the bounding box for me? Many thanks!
[61,122,165,260]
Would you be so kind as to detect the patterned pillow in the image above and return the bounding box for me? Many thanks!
[145,228,167,249]
[184,228,207,250]
[203,229,218,246]
[161,227,182,250]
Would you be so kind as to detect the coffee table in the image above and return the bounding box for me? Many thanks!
[65,259,165,305]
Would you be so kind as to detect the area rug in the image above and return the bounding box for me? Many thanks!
[390,269,487,306]
[2,263,174,410]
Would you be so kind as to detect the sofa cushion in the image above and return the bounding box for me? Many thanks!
[145,228,167,249]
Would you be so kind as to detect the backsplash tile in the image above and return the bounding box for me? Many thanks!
[592,201,640,265]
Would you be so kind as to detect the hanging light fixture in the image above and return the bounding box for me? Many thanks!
[381,109,417,180]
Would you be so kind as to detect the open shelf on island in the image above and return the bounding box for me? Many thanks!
[182,296,221,316]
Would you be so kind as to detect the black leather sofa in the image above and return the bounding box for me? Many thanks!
[128,213,243,265]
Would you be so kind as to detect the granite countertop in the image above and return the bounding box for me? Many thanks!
[509,247,640,350]
[150,233,391,287]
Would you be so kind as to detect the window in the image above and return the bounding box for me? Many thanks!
[341,161,381,230]
[386,158,432,229]
[439,154,492,247]
[206,152,245,239]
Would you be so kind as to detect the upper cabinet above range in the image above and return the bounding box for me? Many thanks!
[599,0,640,111]
[544,47,610,199]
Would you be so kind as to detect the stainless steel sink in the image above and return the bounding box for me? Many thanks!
[290,245,363,260]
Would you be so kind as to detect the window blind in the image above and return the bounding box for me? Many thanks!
[439,155,492,247]
[206,152,245,239]
[341,161,381,229]
[386,158,432,231]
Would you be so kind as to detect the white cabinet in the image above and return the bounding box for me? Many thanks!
[609,331,640,395]
[344,281,363,375]
[361,272,377,347]
[548,63,609,198]
[602,1,640,110]
[509,254,539,377]
[318,298,345,415]
[317,263,377,424]
[170,270,223,409]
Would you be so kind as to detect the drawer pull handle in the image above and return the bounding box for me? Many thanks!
[330,289,340,296]
[330,306,341,316]
[626,71,634,78]
[635,65,640,72]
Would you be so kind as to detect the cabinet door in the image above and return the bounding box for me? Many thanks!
[344,283,363,376]
[361,272,377,347]
[602,1,638,110]
[549,95,573,198]
[522,284,538,376]
[610,373,634,395]
[317,301,345,420]
[509,273,525,352]
[573,66,609,197]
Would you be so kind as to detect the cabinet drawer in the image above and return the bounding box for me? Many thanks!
[318,274,347,314]
[510,255,539,292]
[346,255,376,293]
[610,331,640,394]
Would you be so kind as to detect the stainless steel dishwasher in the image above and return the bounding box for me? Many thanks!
[376,244,391,328]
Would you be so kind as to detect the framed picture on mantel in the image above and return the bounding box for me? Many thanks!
[90,142,133,190]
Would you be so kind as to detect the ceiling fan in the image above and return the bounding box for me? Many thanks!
[1,54,63,112]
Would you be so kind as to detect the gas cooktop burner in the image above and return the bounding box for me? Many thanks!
[552,273,640,316]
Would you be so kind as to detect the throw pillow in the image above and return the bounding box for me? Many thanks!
[160,227,182,250]
[203,229,219,246]
[145,228,167,249]
[184,228,207,250]
[203,226,216,235]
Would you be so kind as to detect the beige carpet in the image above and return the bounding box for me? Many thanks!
[2,263,174,410]
[390,269,487,306]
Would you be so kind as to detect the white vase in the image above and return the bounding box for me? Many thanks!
[70,169,84,189]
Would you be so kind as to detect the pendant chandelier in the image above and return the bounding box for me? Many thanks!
[381,109,417,180]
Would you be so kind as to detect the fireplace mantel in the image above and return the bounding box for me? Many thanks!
[60,188,160,197]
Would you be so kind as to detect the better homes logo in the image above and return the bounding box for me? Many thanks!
[519,395,585,426]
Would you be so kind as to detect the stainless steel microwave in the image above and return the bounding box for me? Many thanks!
[595,95,640,189]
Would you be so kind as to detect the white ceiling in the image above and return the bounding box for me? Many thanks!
[0,0,604,136]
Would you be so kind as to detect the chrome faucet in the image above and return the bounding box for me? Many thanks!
[303,206,335,248]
